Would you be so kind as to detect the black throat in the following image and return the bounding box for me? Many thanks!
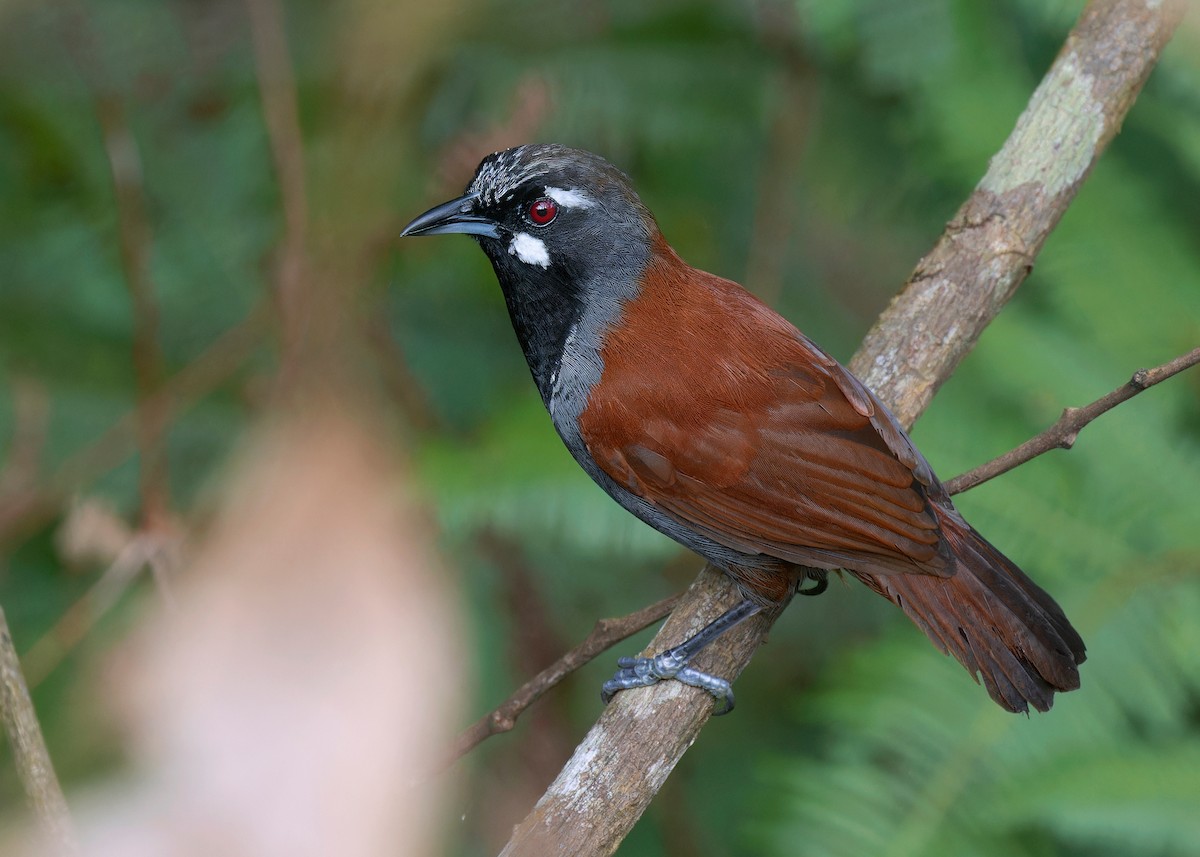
[479,238,586,406]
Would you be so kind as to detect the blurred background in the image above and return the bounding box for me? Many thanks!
[2,0,1199,854]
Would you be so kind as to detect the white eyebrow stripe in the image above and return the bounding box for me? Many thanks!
[509,232,551,268]
[544,187,595,209]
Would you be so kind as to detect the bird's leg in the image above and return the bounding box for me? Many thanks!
[601,598,763,716]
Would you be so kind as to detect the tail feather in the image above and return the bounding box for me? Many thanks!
[852,511,1086,713]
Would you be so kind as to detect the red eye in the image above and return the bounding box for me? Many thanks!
[528,197,558,226]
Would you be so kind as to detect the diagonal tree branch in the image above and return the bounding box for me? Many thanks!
[946,346,1200,495]
[446,592,682,765]
[501,1,1188,854]
[0,606,77,854]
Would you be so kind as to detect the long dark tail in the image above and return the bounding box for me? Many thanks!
[852,511,1086,713]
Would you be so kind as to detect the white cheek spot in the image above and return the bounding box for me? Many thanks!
[509,232,551,268]
[544,186,595,209]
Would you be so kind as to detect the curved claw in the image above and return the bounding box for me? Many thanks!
[798,574,828,596]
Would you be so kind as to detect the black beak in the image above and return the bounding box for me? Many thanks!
[400,192,501,239]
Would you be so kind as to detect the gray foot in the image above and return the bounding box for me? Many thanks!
[601,652,736,715]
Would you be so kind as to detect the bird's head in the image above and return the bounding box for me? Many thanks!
[401,144,661,284]
[401,144,676,404]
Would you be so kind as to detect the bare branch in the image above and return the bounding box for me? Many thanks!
[246,0,312,369]
[62,2,172,528]
[0,303,270,549]
[24,509,184,688]
[448,592,681,765]
[744,6,815,306]
[502,1,1188,854]
[0,377,50,497]
[947,346,1200,495]
[0,605,77,854]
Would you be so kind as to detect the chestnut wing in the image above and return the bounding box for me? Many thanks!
[578,276,951,578]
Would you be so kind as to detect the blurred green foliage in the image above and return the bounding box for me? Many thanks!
[2,0,1199,854]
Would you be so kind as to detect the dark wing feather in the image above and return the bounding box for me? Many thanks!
[853,511,1086,712]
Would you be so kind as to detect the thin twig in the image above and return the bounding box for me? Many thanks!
[62,2,172,529]
[246,0,311,370]
[447,592,682,765]
[0,605,77,854]
[946,346,1200,495]
[438,76,553,189]
[98,99,171,528]
[743,4,814,305]
[24,526,183,688]
[0,377,50,497]
[0,303,271,549]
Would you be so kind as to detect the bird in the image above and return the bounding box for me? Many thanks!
[401,143,1086,715]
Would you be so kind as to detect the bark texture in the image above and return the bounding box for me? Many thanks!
[0,606,77,854]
